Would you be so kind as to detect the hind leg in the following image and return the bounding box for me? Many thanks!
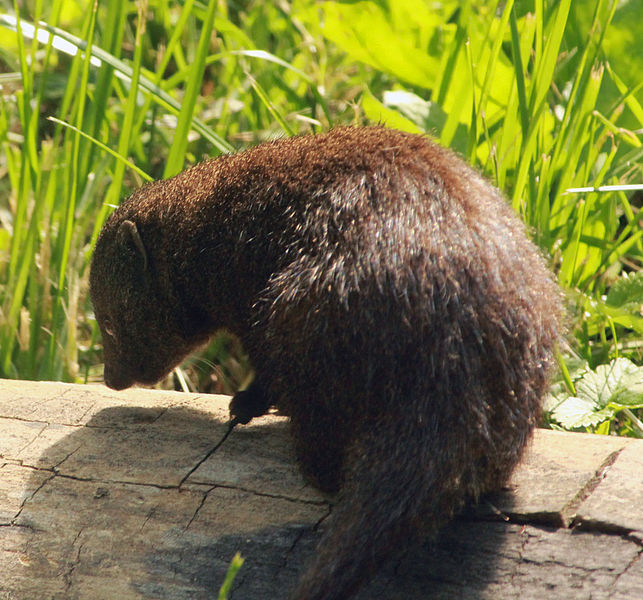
[288,401,350,494]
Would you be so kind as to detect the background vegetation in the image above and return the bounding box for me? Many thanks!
[0,0,641,436]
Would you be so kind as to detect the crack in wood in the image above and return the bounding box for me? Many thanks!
[63,530,85,594]
[178,419,237,488]
[560,447,625,526]
[5,460,324,508]
[11,472,55,525]
[610,544,643,593]
[214,482,329,507]
[184,485,216,531]
[509,524,531,586]
[14,422,49,456]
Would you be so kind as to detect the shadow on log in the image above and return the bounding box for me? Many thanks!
[1,381,642,599]
[12,405,508,599]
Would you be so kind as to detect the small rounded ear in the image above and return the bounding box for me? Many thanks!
[117,220,148,271]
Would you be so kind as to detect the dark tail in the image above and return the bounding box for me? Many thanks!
[289,400,477,600]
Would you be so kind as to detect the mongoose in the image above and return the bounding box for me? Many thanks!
[90,126,561,600]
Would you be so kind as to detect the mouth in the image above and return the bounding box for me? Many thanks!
[103,357,176,391]
[103,367,135,391]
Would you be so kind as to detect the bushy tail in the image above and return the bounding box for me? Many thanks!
[290,404,475,600]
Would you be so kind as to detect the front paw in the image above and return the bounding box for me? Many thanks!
[229,385,271,425]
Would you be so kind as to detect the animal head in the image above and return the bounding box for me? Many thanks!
[89,216,200,390]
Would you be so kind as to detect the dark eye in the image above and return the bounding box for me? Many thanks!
[103,319,116,339]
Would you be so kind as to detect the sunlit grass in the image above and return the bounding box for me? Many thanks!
[0,0,640,433]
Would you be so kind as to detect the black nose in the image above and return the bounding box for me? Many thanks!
[104,367,134,391]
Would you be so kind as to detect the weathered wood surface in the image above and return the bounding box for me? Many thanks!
[1,379,642,599]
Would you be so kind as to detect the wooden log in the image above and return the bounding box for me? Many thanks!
[1,380,642,599]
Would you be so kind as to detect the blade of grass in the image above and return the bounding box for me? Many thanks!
[592,110,641,148]
[465,39,477,162]
[47,116,153,182]
[1,2,41,375]
[605,64,643,127]
[0,14,234,154]
[477,0,513,122]
[24,0,65,379]
[509,6,529,142]
[229,50,330,124]
[131,0,196,158]
[163,0,218,177]
[247,72,295,136]
[218,553,244,600]
[81,0,127,181]
[529,0,571,116]
[5,3,33,286]
[435,0,471,107]
[549,0,617,195]
[46,0,99,378]
[89,0,151,252]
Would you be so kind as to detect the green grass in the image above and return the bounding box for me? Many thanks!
[218,552,244,600]
[0,0,641,435]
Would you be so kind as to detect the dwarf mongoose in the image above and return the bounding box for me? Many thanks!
[90,126,561,600]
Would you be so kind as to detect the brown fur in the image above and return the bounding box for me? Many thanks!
[90,126,561,600]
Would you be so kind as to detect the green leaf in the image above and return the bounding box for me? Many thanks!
[361,89,422,134]
[551,395,614,429]
[320,0,440,89]
[379,89,468,153]
[576,358,643,408]
[385,90,445,130]
[597,271,643,335]
[606,271,643,310]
